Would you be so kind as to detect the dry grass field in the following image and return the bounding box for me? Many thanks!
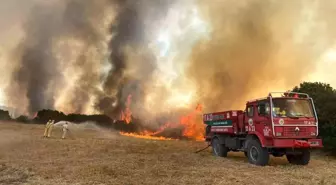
[0,121,336,185]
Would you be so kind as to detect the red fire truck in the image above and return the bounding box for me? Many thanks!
[204,92,323,166]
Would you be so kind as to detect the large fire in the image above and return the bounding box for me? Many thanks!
[119,94,205,141]
[179,103,204,141]
[116,3,208,141]
[120,94,132,124]
[2,0,335,144]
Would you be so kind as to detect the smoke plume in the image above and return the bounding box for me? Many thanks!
[0,0,336,136]
[188,0,335,112]
[9,2,63,114]
[5,0,114,115]
[96,0,174,118]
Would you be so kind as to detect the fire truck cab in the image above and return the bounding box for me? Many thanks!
[204,92,323,166]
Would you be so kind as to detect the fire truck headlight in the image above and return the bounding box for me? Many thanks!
[275,127,284,136]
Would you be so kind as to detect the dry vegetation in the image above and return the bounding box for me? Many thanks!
[0,122,335,185]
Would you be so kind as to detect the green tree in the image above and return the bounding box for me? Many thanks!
[293,82,336,153]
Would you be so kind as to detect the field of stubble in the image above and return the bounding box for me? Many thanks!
[0,121,335,185]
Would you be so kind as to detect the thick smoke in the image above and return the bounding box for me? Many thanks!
[53,0,113,114]
[0,0,40,115]
[1,0,336,136]
[9,2,63,114]
[5,0,113,115]
[96,0,174,118]
[3,0,176,118]
[188,0,334,112]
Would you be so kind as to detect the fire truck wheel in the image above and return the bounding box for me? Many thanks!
[247,139,269,166]
[286,150,310,165]
[212,137,228,157]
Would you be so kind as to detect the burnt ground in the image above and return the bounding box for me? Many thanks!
[0,121,335,185]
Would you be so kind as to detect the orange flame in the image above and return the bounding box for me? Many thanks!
[120,132,177,140]
[179,103,204,141]
[119,93,205,141]
[120,94,132,124]
[142,122,174,136]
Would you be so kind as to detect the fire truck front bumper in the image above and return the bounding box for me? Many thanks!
[272,138,323,148]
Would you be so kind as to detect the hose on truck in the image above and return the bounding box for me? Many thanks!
[194,143,211,153]
[194,125,211,153]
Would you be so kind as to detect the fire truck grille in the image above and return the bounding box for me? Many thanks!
[283,127,309,137]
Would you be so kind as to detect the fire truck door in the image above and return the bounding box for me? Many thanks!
[256,102,272,137]
[245,105,255,132]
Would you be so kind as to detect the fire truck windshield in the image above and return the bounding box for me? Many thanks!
[271,98,314,118]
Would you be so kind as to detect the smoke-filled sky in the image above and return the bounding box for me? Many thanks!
[0,0,336,123]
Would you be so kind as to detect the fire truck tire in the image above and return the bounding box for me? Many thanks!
[286,150,310,165]
[247,139,269,166]
[212,137,228,157]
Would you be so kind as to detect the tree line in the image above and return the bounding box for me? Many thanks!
[0,82,335,154]
[0,109,140,133]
